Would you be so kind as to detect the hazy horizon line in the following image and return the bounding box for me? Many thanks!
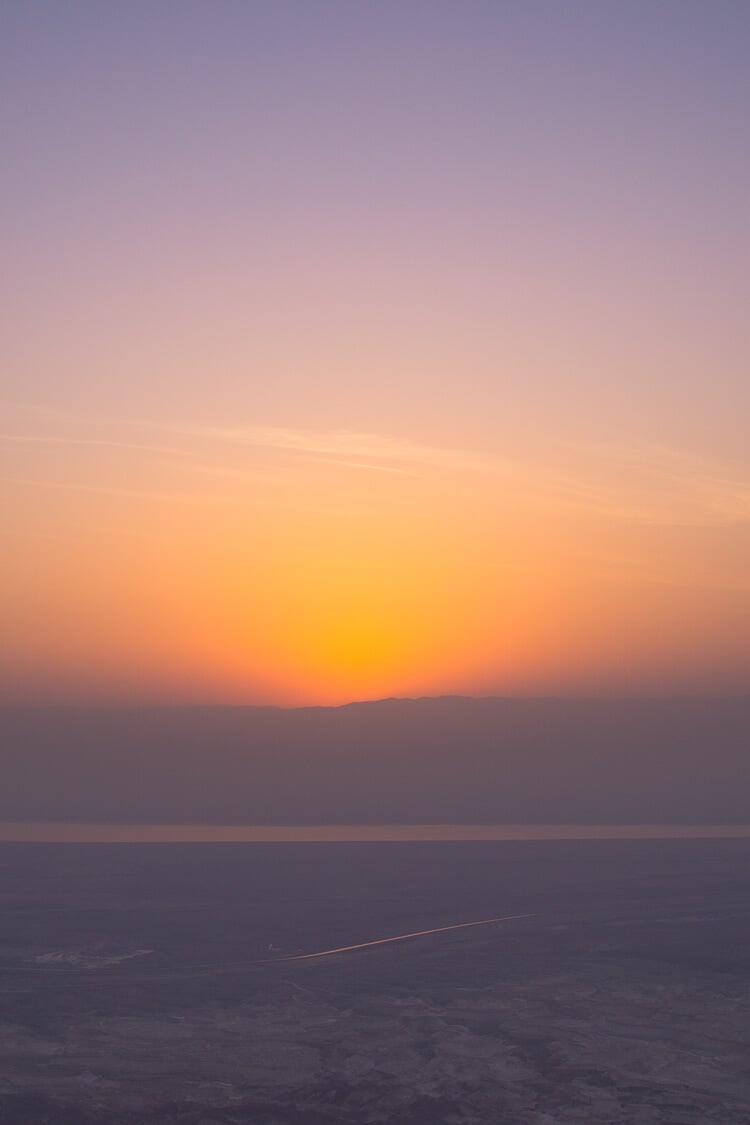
[2,822,750,845]
[3,692,750,713]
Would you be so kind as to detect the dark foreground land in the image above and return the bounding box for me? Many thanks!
[1,839,749,1123]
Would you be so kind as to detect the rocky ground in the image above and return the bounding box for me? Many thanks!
[1,839,749,1123]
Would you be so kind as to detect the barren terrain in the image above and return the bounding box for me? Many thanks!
[1,839,749,1123]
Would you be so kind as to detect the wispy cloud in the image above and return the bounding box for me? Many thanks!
[0,433,188,458]
[1,416,489,474]
[572,440,750,527]
[167,422,493,473]
[5,407,750,528]
[2,475,256,506]
[171,426,750,524]
[311,458,424,477]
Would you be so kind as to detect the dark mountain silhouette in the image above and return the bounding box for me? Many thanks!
[1,696,748,825]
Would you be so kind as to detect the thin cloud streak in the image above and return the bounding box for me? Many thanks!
[168,422,494,473]
[573,440,750,527]
[3,476,256,507]
[154,422,750,526]
[5,407,750,527]
[312,457,424,477]
[0,433,190,459]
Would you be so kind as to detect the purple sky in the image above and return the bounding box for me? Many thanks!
[2,2,749,705]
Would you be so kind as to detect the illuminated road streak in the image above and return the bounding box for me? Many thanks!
[274,913,534,962]
[0,914,535,980]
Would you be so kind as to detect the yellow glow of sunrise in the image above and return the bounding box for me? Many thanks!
[2,412,749,705]
[4,5,750,706]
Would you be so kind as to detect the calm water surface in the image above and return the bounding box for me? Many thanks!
[1,822,749,842]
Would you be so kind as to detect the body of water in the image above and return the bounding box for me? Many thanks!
[1,821,750,842]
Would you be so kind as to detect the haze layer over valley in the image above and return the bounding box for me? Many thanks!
[2,697,748,826]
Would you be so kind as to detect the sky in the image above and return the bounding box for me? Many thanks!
[2,1,749,707]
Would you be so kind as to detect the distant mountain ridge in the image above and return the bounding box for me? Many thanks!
[1,696,749,825]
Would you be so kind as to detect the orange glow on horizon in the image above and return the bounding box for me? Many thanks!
[3,6,750,706]
[4,431,748,707]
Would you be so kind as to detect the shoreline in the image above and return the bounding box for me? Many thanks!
[2,822,750,844]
